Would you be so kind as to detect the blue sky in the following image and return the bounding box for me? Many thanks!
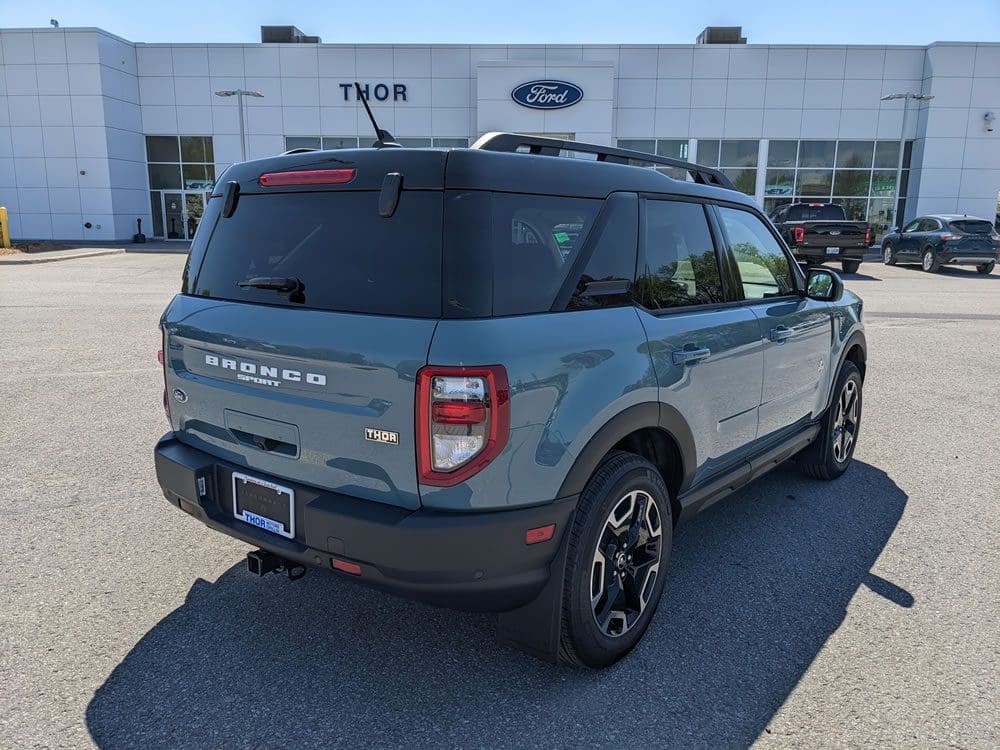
[3,0,999,45]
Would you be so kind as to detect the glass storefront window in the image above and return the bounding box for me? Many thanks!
[656,140,689,160]
[182,164,215,190]
[720,140,759,167]
[837,198,869,221]
[833,170,872,196]
[698,140,720,167]
[146,136,179,163]
[181,136,213,163]
[767,140,798,168]
[796,169,834,197]
[836,141,874,169]
[322,136,360,149]
[868,197,897,236]
[798,141,836,168]
[617,139,655,154]
[871,171,898,196]
[723,168,757,196]
[396,137,433,148]
[285,136,321,151]
[148,163,181,190]
[765,170,795,197]
[874,141,901,169]
[433,137,469,148]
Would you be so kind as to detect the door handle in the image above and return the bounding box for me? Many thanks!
[672,346,711,366]
[769,326,794,343]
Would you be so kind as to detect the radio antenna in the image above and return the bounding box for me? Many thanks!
[354,82,400,148]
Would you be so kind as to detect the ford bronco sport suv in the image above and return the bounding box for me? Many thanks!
[154,133,866,668]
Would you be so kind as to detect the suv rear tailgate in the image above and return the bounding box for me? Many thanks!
[164,296,434,509]
[164,149,447,510]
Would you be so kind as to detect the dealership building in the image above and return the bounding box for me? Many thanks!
[0,24,997,242]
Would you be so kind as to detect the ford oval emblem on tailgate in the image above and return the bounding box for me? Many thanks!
[511,80,584,110]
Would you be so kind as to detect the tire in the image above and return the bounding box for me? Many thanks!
[558,451,672,669]
[882,242,896,265]
[922,248,940,273]
[841,260,861,274]
[797,360,863,481]
[976,261,995,275]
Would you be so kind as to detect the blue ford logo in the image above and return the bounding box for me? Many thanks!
[511,80,583,110]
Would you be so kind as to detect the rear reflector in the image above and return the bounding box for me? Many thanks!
[331,558,362,576]
[525,524,556,545]
[431,400,487,424]
[258,168,356,187]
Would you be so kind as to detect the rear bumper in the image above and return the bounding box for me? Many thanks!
[154,435,576,612]
[941,254,997,265]
[790,245,866,261]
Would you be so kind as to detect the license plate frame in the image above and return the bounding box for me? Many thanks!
[826,247,841,255]
[232,471,295,539]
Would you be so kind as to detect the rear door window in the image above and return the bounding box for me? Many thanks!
[636,200,725,310]
[717,206,797,300]
[443,192,602,317]
[189,191,443,317]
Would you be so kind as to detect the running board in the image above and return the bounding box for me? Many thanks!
[676,424,821,523]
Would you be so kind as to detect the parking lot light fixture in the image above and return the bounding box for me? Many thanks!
[880,92,935,231]
[214,89,264,162]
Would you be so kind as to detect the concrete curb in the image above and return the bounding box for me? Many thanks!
[125,247,190,255]
[0,248,126,265]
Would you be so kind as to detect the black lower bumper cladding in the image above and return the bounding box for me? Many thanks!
[154,435,576,612]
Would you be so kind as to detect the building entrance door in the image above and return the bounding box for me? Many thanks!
[161,191,209,240]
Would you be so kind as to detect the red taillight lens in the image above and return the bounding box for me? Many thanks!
[416,365,510,487]
[793,226,805,243]
[864,228,872,245]
[258,168,356,187]
[939,234,958,242]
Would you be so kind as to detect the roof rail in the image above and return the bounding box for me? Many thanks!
[471,132,737,191]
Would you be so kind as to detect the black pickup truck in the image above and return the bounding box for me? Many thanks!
[769,203,872,274]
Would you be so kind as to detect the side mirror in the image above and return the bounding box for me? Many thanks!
[806,267,844,302]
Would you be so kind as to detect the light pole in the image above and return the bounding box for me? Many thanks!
[880,92,934,231]
[214,89,264,161]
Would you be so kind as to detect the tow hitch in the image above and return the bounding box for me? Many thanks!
[246,549,306,581]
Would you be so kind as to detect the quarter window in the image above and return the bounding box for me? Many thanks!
[717,207,796,300]
[636,200,725,310]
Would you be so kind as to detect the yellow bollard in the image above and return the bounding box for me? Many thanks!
[0,206,10,248]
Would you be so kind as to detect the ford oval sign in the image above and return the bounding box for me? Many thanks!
[511,80,583,110]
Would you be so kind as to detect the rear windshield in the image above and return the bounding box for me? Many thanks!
[189,191,442,317]
[786,204,846,221]
[443,192,602,317]
[949,219,994,235]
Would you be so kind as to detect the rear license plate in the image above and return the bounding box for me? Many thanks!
[826,247,840,255]
[232,472,295,539]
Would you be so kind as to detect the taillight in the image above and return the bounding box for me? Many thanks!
[159,327,170,425]
[258,168,356,187]
[939,234,958,242]
[793,226,805,243]
[416,365,510,486]
[864,228,872,245]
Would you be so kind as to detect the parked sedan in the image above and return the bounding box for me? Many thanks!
[882,215,999,274]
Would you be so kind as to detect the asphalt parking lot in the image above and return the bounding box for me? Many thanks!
[1,253,997,749]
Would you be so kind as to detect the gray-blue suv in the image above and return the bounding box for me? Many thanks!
[154,133,867,668]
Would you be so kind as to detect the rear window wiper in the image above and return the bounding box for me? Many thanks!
[237,276,304,292]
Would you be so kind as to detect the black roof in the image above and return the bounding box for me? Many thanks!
[217,144,757,208]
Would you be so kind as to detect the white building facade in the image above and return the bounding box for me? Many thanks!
[0,26,998,242]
